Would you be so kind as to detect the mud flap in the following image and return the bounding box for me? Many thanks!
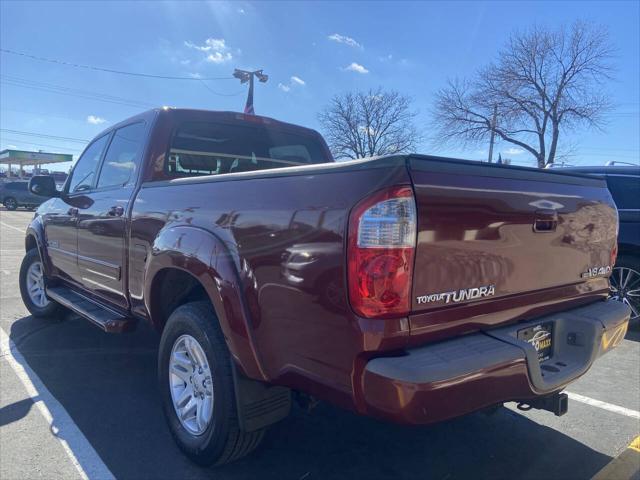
[232,363,291,432]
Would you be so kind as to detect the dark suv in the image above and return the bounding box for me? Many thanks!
[0,180,49,210]
[559,165,639,322]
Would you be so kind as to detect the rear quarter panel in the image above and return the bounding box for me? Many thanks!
[131,162,412,408]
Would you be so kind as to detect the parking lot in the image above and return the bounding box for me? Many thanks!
[1,207,638,480]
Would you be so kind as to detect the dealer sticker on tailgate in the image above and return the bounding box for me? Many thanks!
[518,322,553,362]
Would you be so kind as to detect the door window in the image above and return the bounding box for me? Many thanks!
[97,122,145,188]
[68,134,110,193]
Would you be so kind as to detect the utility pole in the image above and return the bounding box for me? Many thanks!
[233,69,268,115]
[487,104,497,163]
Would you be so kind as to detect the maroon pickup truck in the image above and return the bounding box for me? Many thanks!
[21,108,630,466]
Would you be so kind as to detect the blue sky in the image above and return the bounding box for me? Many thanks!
[1,0,638,170]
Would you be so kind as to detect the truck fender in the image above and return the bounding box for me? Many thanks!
[144,225,267,381]
[24,216,52,277]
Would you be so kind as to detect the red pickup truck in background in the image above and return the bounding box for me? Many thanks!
[21,108,630,465]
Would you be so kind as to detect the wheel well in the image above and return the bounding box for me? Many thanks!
[149,268,210,331]
[25,235,37,253]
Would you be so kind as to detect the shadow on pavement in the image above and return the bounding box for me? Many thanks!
[0,398,35,427]
[10,313,612,480]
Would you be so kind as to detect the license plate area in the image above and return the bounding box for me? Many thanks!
[518,321,553,362]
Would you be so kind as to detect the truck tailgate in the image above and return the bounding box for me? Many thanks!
[407,156,617,336]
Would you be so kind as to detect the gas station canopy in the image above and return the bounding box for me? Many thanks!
[0,149,73,176]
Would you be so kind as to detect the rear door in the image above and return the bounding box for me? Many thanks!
[12,182,29,205]
[76,122,146,309]
[606,174,640,223]
[42,134,110,283]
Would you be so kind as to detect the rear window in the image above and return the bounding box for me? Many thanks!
[606,175,639,210]
[167,121,329,177]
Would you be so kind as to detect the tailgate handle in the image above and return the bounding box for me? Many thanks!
[533,209,558,232]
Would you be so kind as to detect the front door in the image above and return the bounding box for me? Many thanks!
[43,134,110,283]
[76,122,146,309]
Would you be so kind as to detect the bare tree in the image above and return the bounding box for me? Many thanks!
[432,22,614,168]
[318,88,420,160]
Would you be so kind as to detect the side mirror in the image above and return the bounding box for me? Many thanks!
[28,175,59,198]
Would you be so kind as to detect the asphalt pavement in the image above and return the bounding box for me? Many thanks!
[1,207,639,480]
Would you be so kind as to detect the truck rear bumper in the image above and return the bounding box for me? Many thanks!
[361,299,630,424]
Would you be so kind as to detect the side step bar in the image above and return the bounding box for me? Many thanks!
[46,286,136,333]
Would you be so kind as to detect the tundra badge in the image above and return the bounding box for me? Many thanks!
[416,285,495,305]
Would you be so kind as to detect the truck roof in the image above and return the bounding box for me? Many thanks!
[89,107,325,149]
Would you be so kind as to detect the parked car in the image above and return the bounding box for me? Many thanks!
[20,108,630,466]
[0,180,49,210]
[557,165,639,323]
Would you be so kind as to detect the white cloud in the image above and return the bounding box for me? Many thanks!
[328,33,362,49]
[344,62,369,74]
[87,115,106,125]
[278,75,306,93]
[206,52,233,63]
[238,8,245,14]
[184,38,233,63]
[504,148,524,155]
[189,72,203,79]
[6,144,18,149]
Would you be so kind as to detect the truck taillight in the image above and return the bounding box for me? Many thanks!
[611,243,618,267]
[348,186,417,319]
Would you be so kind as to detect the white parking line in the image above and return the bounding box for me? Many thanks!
[0,221,25,233]
[567,391,640,419]
[0,327,115,480]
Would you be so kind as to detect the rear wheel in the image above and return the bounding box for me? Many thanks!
[610,255,640,325]
[158,301,264,465]
[19,248,61,317]
[4,197,18,210]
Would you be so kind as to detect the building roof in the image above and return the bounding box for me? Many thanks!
[0,149,73,166]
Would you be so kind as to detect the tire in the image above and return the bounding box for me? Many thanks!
[19,248,61,317]
[610,254,640,325]
[4,197,18,210]
[158,301,264,466]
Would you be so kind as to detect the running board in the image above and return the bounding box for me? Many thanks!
[46,286,136,333]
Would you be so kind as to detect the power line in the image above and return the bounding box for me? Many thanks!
[0,137,82,153]
[0,129,89,144]
[1,75,154,108]
[198,79,245,97]
[1,48,236,81]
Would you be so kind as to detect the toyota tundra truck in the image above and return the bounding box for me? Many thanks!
[20,108,631,465]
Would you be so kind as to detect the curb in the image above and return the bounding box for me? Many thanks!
[592,436,640,480]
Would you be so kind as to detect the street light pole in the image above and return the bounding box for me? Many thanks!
[487,104,498,163]
[233,69,268,115]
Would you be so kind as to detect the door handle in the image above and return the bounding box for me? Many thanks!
[533,209,558,232]
[108,205,124,217]
[67,207,79,216]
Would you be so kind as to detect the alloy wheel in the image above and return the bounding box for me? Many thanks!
[610,266,640,321]
[26,261,49,308]
[4,198,17,210]
[169,334,214,436]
